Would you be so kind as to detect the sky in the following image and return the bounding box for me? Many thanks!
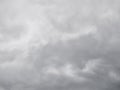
[0,0,120,90]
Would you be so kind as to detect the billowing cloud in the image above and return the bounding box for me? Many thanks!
[0,0,120,90]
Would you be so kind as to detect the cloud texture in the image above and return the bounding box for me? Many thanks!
[0,0,120,90]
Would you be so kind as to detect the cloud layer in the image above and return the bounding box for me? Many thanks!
[0,0,120,90]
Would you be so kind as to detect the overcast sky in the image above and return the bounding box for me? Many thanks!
[0,0,120,90]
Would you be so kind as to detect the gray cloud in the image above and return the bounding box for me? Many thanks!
[0,0,120,90]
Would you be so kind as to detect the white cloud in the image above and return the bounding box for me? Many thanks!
[81,59,102,74]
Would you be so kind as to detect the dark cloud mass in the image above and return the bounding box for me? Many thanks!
[0,0,120,90]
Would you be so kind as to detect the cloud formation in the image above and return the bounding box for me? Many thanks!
[0,0,120,90]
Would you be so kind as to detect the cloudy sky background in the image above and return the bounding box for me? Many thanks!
[0,0,120,90]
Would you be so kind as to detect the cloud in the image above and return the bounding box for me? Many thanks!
[0,0,120,90]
